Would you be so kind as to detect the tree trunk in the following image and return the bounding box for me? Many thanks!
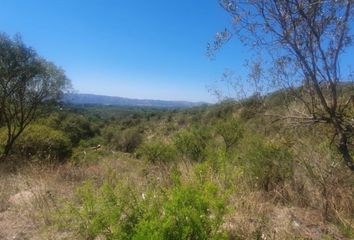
[337,132,354,171]
[3,142,12,157]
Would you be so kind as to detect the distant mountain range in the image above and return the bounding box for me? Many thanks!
[62,93,207,108]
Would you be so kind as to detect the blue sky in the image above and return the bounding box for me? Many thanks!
[0,1,353,102]
[0,0,250,102]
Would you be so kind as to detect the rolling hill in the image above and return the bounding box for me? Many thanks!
[62,93,207,108]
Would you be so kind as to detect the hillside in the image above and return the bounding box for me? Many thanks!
[1,96,354,239]
[62,93,207,108]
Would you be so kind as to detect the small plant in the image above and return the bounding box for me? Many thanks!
[58,171,228,240]
[133,180,227,240]
[62,181,141,239]
[215,118,243,152]
[240,136,293,191]
[174,126,211,161]
[136,141,176,163]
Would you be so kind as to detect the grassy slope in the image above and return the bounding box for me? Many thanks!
[1,93,354,239]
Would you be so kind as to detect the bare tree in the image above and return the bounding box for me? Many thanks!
[0,33,70,159]
[209,0,354,171]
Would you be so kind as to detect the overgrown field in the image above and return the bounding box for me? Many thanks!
[1,99,354,239]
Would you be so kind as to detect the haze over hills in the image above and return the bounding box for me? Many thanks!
[62,93,208,108]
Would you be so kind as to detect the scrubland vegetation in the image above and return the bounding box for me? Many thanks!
[1,97,354,239]
[1,1,354,239]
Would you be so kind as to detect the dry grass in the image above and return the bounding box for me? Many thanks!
[0,145,354,239]
[0,162,71,239]
[0,152,148,240]
[224,193,346,239]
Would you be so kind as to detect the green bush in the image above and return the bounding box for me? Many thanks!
[113,128,143,153]
[61,114,96,145]
[133,181,227,240]
[45,113,97,146]
[61,175,227,240]
[174,126,211,161]
[102,124,119,143]
[204,101,236,122]
[240,137,293,191]
[78,136,105,148]
[65,181,141,239]
[215,118,243,151]
[136,141,176,163]
[15,124,71,161]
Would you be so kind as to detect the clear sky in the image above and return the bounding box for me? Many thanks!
[0,0,251,102]
[0,1,353,102]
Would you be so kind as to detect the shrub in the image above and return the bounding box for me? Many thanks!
[174,126,211,161]
[45,113,96,146]
[240,136,293,191]
[136,141,176,163]
[61,175,227,240]
[60,114,96,145]
[133,181,227,240]
[113,128,143,153]
[78,136,105,148]
[64,181,141,239]
[215,118,243,152]
[204,101,236,122]
[102,124,119,143]
[15,124,71,162]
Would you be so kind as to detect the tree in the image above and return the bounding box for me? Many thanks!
[210,0,354,171]
[0,33,70,159]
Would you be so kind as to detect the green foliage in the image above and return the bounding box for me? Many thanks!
[0,33,71,158]
[113,128,143,153]
[215,118,244,151]
[204,101,236,122]
[58,114,95,145]
[102,124,119,144]
[65,181,141,239]
[14,124,71,161]
[102,122,145,153]
[136,141,176,163]
[40,111,99,147]
[133,181,227,240]
[239,94,264,120]
[174,126,211,161]
[0,129,7,154]
[240,136,293,191]
[201,147,244,190]
[78,136,105,148]
[62,174,227,240]
[338,223,354,239]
